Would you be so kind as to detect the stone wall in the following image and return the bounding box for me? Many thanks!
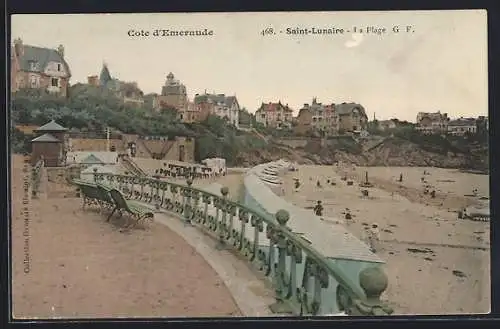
[46,165,81,184]
[273,138,309,149]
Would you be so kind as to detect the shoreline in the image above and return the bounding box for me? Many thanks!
[279,164,490,315]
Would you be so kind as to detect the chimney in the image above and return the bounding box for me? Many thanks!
[87,75,99,86]
[57,44,65,58]
[13,38,24,57]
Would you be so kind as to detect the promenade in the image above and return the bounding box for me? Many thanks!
[11,155,246,318]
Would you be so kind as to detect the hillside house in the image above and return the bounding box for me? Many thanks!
[11,38,71,97]
[255,101,294,129]
[416,111,449,135]
[158,72,188,111]
[143,93,161,111]
[87,63,145,106]
[336,102,368,133]
[177,100,201,123]
[377,119,398,131]
[295,98,338,136]
[294,107,314,135]
[194,92,240,128]
[447,118,477,136]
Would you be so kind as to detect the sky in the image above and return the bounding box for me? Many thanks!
[11,10,487,121]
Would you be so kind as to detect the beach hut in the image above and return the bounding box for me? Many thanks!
[81,154,105,165]
[66,151,118,165]
[30,133,62,166]
[33,120,68,142]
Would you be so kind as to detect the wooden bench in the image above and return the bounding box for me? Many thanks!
[96,183,117,211]
[73,179,103,210]
[107,188,154,228]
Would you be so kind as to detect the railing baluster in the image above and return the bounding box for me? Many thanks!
[251,216,262,262]
[239,210,248,252]
[216,187,229,249]
[183,179,193,226]
[269,210,293,314]
[139,181,144,201]
[202,195,210,226]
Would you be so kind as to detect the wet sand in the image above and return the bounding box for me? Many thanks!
[281,165,490,315]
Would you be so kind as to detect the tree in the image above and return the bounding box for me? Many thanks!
[10,87,271,166]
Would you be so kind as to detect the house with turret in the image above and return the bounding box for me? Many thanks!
[158,72,188,110]
[87,63,145,106]
[11,38,72,97]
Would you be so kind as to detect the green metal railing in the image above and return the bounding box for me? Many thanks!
[93,173,393,316]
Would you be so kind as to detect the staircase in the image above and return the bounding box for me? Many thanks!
[364,137,389,152]
[159,141,175,159]
[140,139,175,160]
[251,129,269,143]
[120,156,148,177]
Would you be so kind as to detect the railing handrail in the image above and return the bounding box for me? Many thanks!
[93,172,393,316]
[184,180,367,299]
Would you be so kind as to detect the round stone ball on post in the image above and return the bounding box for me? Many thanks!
[357,267,393,315]
[359,267,388,298]
[220,186,229,198]
[275,209,290,226]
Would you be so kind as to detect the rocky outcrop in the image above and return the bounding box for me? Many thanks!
[233,136,488,172]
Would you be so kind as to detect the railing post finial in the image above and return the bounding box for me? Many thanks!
[275,209,290,226]
[355,267,393,315]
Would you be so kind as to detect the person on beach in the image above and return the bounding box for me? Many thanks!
[294,179,301,192]
[313,201,324,220]
[367,223,381,253]
[344,208,354,225]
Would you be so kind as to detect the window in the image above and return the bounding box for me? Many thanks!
[51,78,59,87]
[29,61,39,71]
[261,114,265,119]
[57,63,62,71]
[29,75,39,88]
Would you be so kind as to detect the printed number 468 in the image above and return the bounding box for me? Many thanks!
[261,28,275,36]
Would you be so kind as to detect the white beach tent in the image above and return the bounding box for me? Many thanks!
[80,165,116,182]
[67,151,119,165]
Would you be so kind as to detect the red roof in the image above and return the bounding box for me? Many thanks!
[259,102,293,113]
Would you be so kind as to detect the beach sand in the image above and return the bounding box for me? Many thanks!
[281,164,490,315]
[11,154,241,318]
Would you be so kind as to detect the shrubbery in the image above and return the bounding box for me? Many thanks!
[10,86,268,166]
